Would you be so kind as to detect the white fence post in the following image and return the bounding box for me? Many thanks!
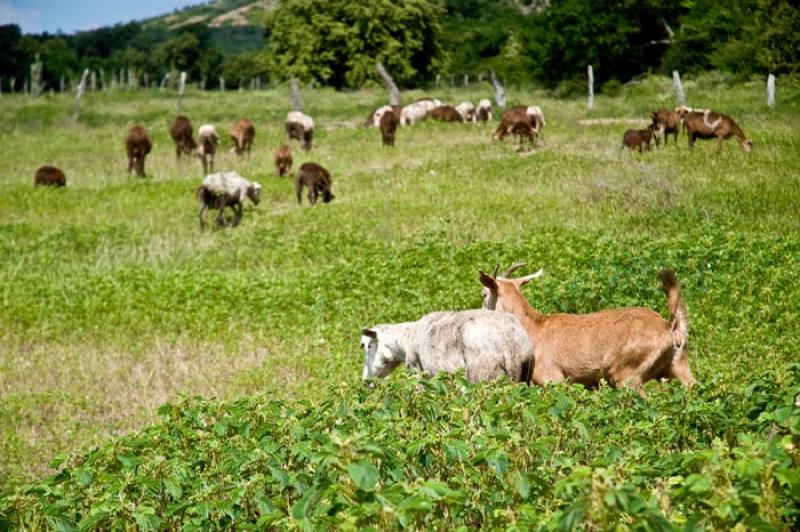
[672,70,685,106]
[587,65,594,109]
[290,77,302,111]
[219,77,225,91]
[767,74,775,108]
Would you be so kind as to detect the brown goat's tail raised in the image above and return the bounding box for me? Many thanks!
[659,269,696,386]
[659,269,688,348]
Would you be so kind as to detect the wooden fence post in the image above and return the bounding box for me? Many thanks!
[90,71,96,92]
[219,77,225,91]
[587,65,594,109]
[290,77,302,111]
[672,70,685,106]
[176,71,187,113]
[767,74,775,108]
[463,74,469,87]
[72,68,90,125]
[490,70,506,108]
[376,62,400,106]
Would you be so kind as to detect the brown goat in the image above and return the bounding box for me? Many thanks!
[651,108,680,146]
[621,125,657,153]
[274,144,293,177]
[126,126,153,177]
[295,162,334,205]
[479,264,696,395]
[230,118,255,158]
[511,121,537,151]
[34,165,66,187]
[380,109,399,147]
[492,105,544,141]
[678,108,752,152]
[169,115,197,161]
[428,105,465,123]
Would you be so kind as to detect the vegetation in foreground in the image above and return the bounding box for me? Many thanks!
[0,75,799,527]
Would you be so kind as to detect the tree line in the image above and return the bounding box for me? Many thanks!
[0,0,797,94]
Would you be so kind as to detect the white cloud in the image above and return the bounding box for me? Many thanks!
[0,1,43,33]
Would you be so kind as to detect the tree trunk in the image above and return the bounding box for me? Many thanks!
[490,70,506,108]
[376,62,400,106]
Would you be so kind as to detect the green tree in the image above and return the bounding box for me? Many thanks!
[264,0,446,88]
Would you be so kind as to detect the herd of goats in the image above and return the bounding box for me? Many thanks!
[25,94,757,394]
[30,93,751,232]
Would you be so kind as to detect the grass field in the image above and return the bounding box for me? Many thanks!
[1,74,799,527]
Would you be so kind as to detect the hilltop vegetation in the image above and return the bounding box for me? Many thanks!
[0,75,799,527]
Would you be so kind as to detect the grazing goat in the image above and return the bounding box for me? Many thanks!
[197,171,261,231]
[379,109,399,147]
[621,125,657,153]
[285,111,315,150]
[476,99,493,123]
[126,126,152,177]
[230,118,255,158]
[360,309,535,384]
[512,121,537,151]
[429,105,465,123]
[677,108,752,152]
[479,264,696,395]
[196,124,219,175]
[365,105,401,128]
[170,115,197,162]
[274,144,293,177]
[34,165,66,187]
[492,105,544,141]
[455,101,476,122]
[399,98,441,126]
[651,108,681,146]
[295,162,334,205]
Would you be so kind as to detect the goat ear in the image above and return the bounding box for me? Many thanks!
[478,271,498,290]
[517,269,544,286]
[361,328,378,339]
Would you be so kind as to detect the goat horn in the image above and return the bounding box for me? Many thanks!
[492,264,500,278]
[500,262,527,278]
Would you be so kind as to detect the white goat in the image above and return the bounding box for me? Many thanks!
[399,98,442,126]
[360,309,535,383]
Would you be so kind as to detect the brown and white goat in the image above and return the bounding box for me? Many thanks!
[621,125,657,153]
[677,107,752,152]
[493,105,544,141]
[170,115,197,162]
[379,109,399,147]
[196,124,219,175]
[230,118,255,158]
[476,99,493,123]
[34,165,66,187]
[126,126,152,177]
[285,111,314,150]
[651,108,681,146]
[479,264,696,395]
[366,105,402,128]
[274,144,293,177]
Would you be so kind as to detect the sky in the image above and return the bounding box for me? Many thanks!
[0,0,201,34]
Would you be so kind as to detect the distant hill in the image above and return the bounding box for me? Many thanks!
[140,0,274,55]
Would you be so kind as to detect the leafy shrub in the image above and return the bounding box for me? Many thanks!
[1,368,797,529]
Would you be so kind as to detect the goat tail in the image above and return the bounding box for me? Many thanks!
[659,269,688,348]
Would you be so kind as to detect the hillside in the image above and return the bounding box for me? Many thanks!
[0,76,799,527]
[142,0,270,30]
